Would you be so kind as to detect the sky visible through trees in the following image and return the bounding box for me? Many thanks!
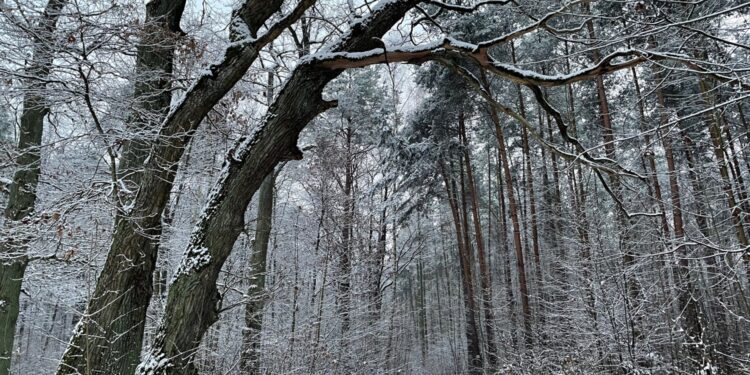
[0,0,749,374]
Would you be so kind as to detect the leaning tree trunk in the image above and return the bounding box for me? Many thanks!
[0,2,66,374]
[58,1,300,374]
[135,2,419,374]
[56,2,185,373]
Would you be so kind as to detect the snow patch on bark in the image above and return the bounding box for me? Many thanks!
[173,245,211,279]
[135,350,171,375]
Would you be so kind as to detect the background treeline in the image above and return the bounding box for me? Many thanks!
[0,0,748,374]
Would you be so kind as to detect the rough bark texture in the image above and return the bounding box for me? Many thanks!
[56,2,185,374]
[118,0,186,187]
[58,1,309,373]
[136,2,419,374]
[0,2,66,374]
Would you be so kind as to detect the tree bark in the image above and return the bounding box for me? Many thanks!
[56,2,186,373]
[338,123,354,336]
[699,79,749,249]
[495,148,518,351]
[655,85,704,370]
[459,113,498,368]
[438,159,482,374]
[58,1,305,374]
[135,2,418,373]
[487,100,533,348]
[582,1,642,351]
[240,171,275,373]
[240,69,276,374]
[0,2,66,374]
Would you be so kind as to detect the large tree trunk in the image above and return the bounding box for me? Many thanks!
[117,1,186,187]
[0,2,66,374]
[58,1,302,374]
[135,2,418,374]
[56,2,186,373]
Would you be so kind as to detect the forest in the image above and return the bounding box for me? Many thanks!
[0,0,749,374]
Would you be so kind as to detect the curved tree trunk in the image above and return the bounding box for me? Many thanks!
[57,2,185,373]
[58,1,302,374]
[135,2,418,374]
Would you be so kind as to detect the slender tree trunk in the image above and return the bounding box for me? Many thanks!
[514,85,546,345]
[371,188,388,319]
[338,124,354,336]
[439,158,483,374]
[417,255,428,365]
[288,226,301,369]
[681,123,735,370]
[655,83,705,369]
[699,79,749,249]
[631,68,671,239]
[459,113,498,368]
[564,74,603,363]
[539,104,565,308]
[487,101,533,348]
[496,148,518,352]
[310,233,329,374]
[582,2,642,353]
[240,69,277,373]
[385,218,400,371]
[0,2,66,374]
[240,172,275,373]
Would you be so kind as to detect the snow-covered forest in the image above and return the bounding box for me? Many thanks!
[1,0,749,374]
